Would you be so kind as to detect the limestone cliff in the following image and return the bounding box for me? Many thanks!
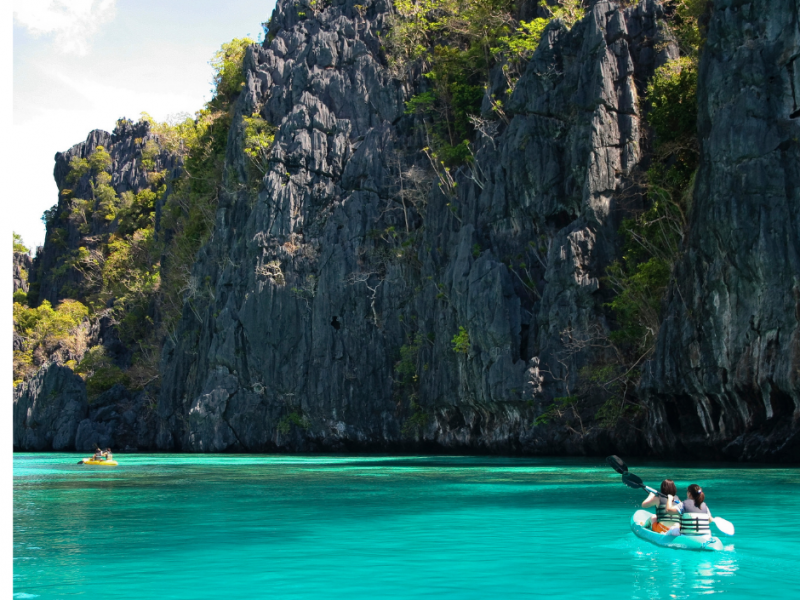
[14,362,157,452]
[30,120,179,308]
[14,363,89,451]
[13,119,178,443]
[642,0,800,461]
[14,0,800,460]
[13,251,32,294]
[155,0,672,453]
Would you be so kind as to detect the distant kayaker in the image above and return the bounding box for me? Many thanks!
[642,479,681,534]
[93,447,104,461]
[104,448,113,461]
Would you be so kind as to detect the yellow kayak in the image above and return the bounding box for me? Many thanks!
[81,459,118,466]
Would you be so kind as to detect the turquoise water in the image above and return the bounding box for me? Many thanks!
[13,454,800,599]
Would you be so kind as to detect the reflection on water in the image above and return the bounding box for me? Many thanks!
[631,547,740,598]
[13,454,800,600]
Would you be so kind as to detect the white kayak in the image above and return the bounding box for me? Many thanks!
[631,509,723,551]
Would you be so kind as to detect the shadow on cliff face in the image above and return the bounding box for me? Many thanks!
[651,386,800,462]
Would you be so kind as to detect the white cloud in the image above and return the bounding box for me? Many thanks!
[13,0,117,55]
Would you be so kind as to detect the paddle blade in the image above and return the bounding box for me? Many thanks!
[714,517,735,536]
[622,472,644,489]
[606,455,628,475]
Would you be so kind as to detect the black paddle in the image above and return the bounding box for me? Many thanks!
[622,472,666,498]
[606,455,628,475]
[609,456,666,497]
[606,455,678,502]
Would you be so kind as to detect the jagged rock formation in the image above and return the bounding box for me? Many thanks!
[13,120,178,451]
[15,0,800,459]
[642,0,800,461]
[13,251,32,294]
[154,0,671,454]
[29,120,179,307]
[14,364,157,452]
[73,384,158,452]
[13,251,32,352]
[14,363,89,450]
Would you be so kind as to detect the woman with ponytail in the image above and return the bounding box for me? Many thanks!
[670,484,715,536]
[682,484,713,518]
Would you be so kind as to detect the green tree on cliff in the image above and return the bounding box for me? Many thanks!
[13,232,30,254]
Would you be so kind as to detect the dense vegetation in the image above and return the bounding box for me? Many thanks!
[12,37,263,395]
[389,0,583,165]
[13,299,89,386]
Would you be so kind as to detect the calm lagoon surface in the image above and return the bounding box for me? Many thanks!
[13,454,800,599]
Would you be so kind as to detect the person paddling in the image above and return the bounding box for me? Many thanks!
[92,447,104,461]
[641,479,681,534]
[104,448,113,461]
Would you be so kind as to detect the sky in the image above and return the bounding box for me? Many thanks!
[12,0,278,251]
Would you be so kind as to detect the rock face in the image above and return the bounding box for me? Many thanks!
[14,363,89,451]
[13,251,32,294]
[641,0,800,461]
[13,119,178,452]
[16,0,800,459]
[13,369,158,452]
[73,384,158,452]
[13,251,32,352]
[154,0,671,454]
[29,119,179,307]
